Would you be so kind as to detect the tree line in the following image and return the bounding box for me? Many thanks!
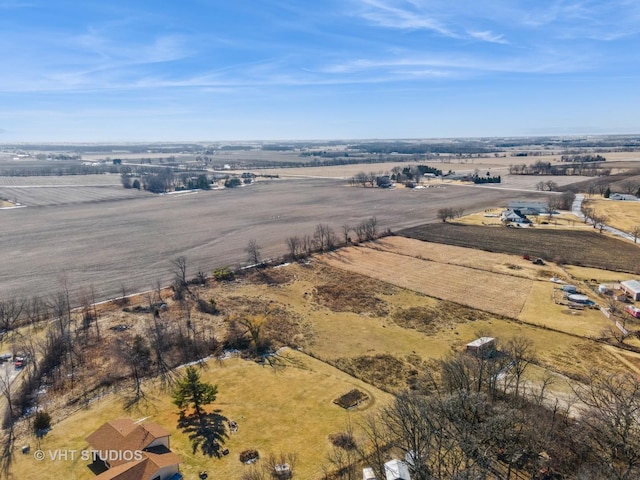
[322,338,640,480]
[284,218,380,261]
[509,160,610,177]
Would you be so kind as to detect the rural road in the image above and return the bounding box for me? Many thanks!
[0,179,549,303]
[572,194,637,243]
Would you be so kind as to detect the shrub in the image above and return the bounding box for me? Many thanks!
[197,298,218,315]
[240,449,260,464]
[34,411,51,434]
[213,267,234,281]
[225,177,241,188]
[328,432,357,450]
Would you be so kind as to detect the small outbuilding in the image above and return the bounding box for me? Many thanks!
[384,459,411,480]
[621,280,640,301]
[363,467,377,480]
[466,337,496,357]
[610,193,638,201]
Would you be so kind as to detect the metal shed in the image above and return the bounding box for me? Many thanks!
[621,280,640,301]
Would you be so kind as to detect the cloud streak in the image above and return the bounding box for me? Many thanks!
[1,1,639,141]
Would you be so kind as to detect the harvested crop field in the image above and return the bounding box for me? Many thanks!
[399,223,640,273]
[0,185,150,206]
[368,237,567,281]
[321,246,533,318]
[0,179,525,301]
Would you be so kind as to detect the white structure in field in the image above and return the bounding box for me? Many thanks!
[363,467,377,480]
[621,280,640,301]
[384,459,411,480]
[466,337,496,356]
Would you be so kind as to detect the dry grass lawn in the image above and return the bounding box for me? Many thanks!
[456,210,588,230]
[8,249,640,480]
[368,237,568,281]
[563,265,630,283]
[583,197,640,233]
[9,351,391,480]
[518,281,610,337]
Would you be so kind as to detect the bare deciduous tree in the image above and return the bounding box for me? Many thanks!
[621,179,638,194]
[286,236,302,260]
[0,299,24,335]
[172,256,188,287]
[246,239,262,266]
[313,224,336,252]
[504,336,535,400]
[341,224,351,245]
[571,371,640,480]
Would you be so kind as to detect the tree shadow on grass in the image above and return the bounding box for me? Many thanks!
[178,410,228,457]
[260,350,307,372]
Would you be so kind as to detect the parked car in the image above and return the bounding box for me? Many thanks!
[14,356,25,369]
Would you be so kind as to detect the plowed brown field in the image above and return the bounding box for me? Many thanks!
[367,236,567,281]
[321,245,533,318]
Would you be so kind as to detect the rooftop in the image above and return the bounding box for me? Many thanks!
[621,280,640,292]
[466,337,496,348]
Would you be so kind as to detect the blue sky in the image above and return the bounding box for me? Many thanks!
[1,0,640,142]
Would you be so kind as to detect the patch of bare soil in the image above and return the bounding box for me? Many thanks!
[400,223,640,273]
[312,266,394,316]
[314,284,389,316]
[392,301,491,334]
[331,353,432,393]
[333,389,369,409]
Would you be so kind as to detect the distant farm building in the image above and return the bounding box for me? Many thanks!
[507,201,550,216]
[466,337,496,357]
[501,209,530,224]
[621,280,640,301]
[610,193,638,201]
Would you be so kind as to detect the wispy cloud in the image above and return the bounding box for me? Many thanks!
[68,30,193,66]
[468,30,507,44]
[350,0,513,44]
[321,48,593,78]
[353,0,456,37]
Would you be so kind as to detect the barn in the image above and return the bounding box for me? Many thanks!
[621,280,640,301]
